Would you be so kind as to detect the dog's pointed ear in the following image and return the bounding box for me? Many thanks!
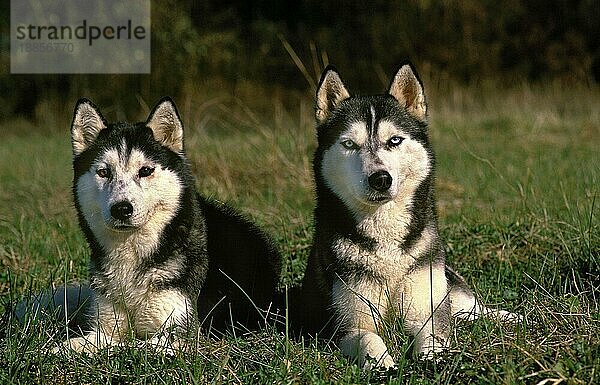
[316,66,350,124]
[146,97,184,154]
[388,64,427,123]
[71,98,107,156]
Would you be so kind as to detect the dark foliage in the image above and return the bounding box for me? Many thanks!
[1,0,598,121]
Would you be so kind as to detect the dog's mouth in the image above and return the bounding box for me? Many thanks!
[364,187,395,204]
[350,188,394,207]
[366,194,392,203]
[106,221,139,232]
[354,191,393,206]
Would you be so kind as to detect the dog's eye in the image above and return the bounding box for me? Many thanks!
[341,139,358,150]
[138,166,155,178]
[388,136,404,147]
[96,168,111,178]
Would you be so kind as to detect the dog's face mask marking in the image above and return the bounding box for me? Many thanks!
[321,116,431,213]
[316,66,431,215]
[71,98,185,251]
[77,145,182,232]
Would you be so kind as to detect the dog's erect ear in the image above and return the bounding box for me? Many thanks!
[316,66,350,124]
[388,64,427,123]
[71,99,107,156]
[146,97,184,154]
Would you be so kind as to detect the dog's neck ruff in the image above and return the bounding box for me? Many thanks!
[97,222,168,262]
[354,199,413,241]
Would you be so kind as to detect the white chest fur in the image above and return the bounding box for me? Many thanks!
[331,200,438,319]
[92,230,189,336]
[337,201,434,276]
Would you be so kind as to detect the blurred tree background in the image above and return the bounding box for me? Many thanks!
[1,0,598,124]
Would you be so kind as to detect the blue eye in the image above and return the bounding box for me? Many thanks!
[341,139,358,150]
[388,136,404,147]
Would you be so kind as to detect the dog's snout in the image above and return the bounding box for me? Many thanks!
[110,201,133,221]
[368,171,392,192]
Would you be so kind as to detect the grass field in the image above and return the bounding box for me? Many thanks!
[0,81,598,384]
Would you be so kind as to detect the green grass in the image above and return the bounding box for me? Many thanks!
[0,83,598,384]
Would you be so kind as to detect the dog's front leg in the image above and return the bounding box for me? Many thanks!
[138,289,195,355]
[402,264,451,359]
[53,295,129,354]
[333,278,396,369]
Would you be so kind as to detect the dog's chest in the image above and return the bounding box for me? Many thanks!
[332,204,435,290]
[333,236,411,287]
[93,237,181,316]
[330,215,438,327]
[335,206,415,280]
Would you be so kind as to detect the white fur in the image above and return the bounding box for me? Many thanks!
[370,105,377,130]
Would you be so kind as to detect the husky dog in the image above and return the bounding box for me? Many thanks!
[55,97,281,353]
[297,64,518,369]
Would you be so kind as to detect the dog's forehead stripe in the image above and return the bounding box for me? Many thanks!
[370,105,376,138]
[368,105,380,153]
[118,138,128,164]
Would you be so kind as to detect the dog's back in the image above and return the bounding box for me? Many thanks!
[197,196,282,330]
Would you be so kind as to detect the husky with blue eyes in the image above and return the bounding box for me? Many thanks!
[296,64,519,370]
[53,97,281,354]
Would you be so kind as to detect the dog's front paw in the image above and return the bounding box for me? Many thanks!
[497,310,523,323]
[340,329,396,370]
[415,334,449,361]
[52,336,99,355]
[144,334,184,357]
[363,350,396,371]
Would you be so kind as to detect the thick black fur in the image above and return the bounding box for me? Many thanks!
[198,196,282,329]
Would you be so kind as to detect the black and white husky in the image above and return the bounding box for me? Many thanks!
[54,97,281,353]
[297,64,519,369]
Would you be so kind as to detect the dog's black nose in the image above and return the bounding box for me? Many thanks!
[110,201,133,221]
[368,171,392,192]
